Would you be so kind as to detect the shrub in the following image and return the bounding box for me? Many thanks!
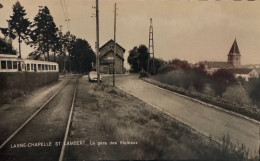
[246,78,260,106]
[211,69,236,96]
[139,70,149,78]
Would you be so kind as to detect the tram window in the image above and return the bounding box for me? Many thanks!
[42,64,44,70]
[31,64,34,71]
[13,61,17,69]
[34,64,37,72]
[54,65,56,71]
[45,65,48,70]
[49,65,51,70]
[38,64,41,70]
[22,63,25,69]
[27,64,30,71]
[7,61,12,69]
[1,61,6,69]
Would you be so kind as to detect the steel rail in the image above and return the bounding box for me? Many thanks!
[0,80,71,149]
[58,79,78,161]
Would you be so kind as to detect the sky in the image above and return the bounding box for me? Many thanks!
[1,0,260,69]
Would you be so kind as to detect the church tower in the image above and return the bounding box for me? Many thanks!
[227,39,241,67]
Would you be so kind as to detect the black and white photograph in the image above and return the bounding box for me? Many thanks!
[0,0,259,160]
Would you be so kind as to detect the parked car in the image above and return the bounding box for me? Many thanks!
[88,71,102,82]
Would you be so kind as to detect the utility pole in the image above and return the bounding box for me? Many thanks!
[113,3,117,87]
[96,0,100,84]
[148,18,155,75]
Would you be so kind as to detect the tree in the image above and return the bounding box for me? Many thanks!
[246,78,260,106]
[211,69,236,96]
[158,59,190,74]
[70,38,95,73]
[127,45,149,72]
[1,1,31,59]
[191,64,208,92]
[148,58,165,75]
[138,45,149,71]
[30,6,58,61]
[0,38,16,54]
[127,46,139,72]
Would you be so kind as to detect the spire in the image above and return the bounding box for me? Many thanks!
[229,38,240,55]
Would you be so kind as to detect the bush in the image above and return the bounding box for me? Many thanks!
[139,70,149,78]
[246,78,260,106]
[211,69,236,96]
[0,72,59,105]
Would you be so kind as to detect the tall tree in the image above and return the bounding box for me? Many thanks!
[1,1,31,59]
[127,45,149,72]
[127,46,139,72]
[30,6,58,61]
[70,38,95,73]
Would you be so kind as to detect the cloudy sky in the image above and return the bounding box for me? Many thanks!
[1,0,260,68]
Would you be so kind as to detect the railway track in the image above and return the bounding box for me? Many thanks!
[0,77,79,161]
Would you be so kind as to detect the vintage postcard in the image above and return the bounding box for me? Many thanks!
[0,0,259,160]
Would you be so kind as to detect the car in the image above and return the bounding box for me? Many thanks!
[88,71,102,82]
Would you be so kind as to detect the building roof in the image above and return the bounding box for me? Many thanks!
[226,68,254,75]
[229,39,240,55]
[99,39,125,53]
[197,61,234,69]
[100,49,124,60]
[254,68,260,74]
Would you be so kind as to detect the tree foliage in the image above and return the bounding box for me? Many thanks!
[211,69,236,96]
[1,1,31,58]
[128,45,150,72]
[158,59,190,73]
[70,38,95,73]
[30,6,58,61]
[0,38,16,54]
[246,78,260,106]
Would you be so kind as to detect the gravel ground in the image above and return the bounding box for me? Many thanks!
[0,76,69,144]
[0,78,77,161]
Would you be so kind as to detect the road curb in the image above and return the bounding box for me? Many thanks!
[141,78,260,126]
[113,83,224,146]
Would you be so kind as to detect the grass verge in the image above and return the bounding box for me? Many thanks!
[143,77,260,122]
[66,79,258,160]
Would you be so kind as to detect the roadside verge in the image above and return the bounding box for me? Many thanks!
[141,77,260,125]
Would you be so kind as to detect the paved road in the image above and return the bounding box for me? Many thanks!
[112,74,259,157]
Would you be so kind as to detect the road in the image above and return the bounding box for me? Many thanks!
[111,74,259,157]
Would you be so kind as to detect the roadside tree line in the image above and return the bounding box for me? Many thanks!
[127,45,260,107]
[0,1,95,73]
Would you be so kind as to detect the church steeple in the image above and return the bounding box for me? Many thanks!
[227,38,241,67]
[229,39,240,55]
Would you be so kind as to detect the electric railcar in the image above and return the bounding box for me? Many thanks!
[0,54,59,73]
